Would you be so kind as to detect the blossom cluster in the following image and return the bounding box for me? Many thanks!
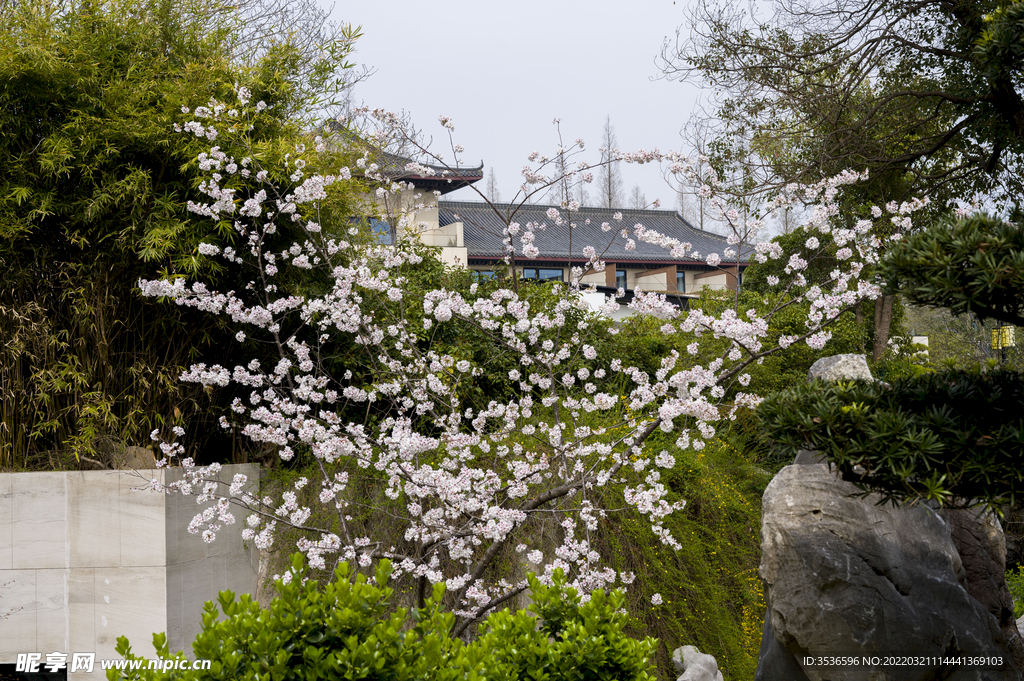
[141,90,922,627]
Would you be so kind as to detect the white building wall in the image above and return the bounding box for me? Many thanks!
[693,272,728,290]
[634,271,668,291]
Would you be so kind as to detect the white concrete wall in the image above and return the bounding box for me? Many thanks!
[420,220,463,249]
[370,188,473,267]
[912,335,930,355]
[406,206,442,237]
[440,246,468,268]
[580,292,631,321]
[394,188,451,245]
[634,271,668,291]
[693,272,728,291]
[0,465,259,677]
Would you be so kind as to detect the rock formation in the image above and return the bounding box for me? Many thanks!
[673,645,724,681]
[806,354,875,382]
[755,354,1024,681]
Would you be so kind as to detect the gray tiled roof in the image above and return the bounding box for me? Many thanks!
[376,151,484,181]
[376,152,482,196]
[318,123,482,193]
[438,201,751,265]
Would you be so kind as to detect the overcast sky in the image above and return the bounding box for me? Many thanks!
[329,0,707,207]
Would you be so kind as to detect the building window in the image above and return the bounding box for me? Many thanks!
[523,268,564,282]
[616,269,627,290]
[473,270,497,282]
[368,218,394,245]
[676,271,686,292]
[350,217,394,244]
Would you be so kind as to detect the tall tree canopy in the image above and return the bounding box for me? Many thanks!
[663,0,1024,208]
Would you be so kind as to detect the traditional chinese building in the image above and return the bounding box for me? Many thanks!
[437,201,749,296]
[374,159,751,309]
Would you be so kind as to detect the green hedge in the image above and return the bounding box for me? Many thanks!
[109,555,656,681]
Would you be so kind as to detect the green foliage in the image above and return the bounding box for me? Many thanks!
[109,556,656,681]
[751,199,1024,518]
[1007,564,1024,619]
[153,433,768,681]
[868,334,933,382]
[225,330,770,681]
[321,252,608,436]
[676,0,1024,206]
[0,0,359,468]
[977,1,1024,105]
[903,304,1024,370]
[741,226,838,295]
[609,288,866,401]
[755,370,1024,507]
[880,213,1024,326]
[477,577,657,681]
[594,435,768,680]
[745,293,866,397]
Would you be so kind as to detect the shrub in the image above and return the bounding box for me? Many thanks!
[880,213,1024,327]
[755,213,1024,509]
[755,370,1024,507]
[0,0,362,469]
[1008,565,1024,619]
[109,555,657,681]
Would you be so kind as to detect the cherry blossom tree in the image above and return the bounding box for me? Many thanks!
[140,87,928,634]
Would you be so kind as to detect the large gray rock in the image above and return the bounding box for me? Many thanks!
[755,610,811,681]
[672,645,724,681]
[807,353,874,382]
[793,449,827,465]
[947,508,1024,673]
[1002,506,1024,572]
[758,353,1023,678]
[755,464,1020,681]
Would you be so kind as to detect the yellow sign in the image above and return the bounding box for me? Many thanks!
[992,326,1016,349]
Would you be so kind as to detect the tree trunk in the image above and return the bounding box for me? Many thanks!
[872,295,894,362]
[856,302,865,354]
[417,575,427,610]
